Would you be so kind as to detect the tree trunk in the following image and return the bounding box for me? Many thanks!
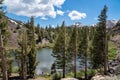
[74,26,77,78]
[63,53,65,78]
[104,25,108,75]
[0,32,8,80]
[73,52,77,78]
[22,55,27,80]
[74,34,77,77]
[85,52,87,80]
[63,24,66,78]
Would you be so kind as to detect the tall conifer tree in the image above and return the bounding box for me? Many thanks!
[27,16,37,78]
[52,21,66,78]
[78,27,88,79]
[68,25,78,78]
[18,30,29,80]
[90,6,108,74]
[0,0,9,79]
[98,5,108,74]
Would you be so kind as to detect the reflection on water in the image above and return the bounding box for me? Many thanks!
[13,48,90,75]
[35,48,55,75]
[35,48,91,75]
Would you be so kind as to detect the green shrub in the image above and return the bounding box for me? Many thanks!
[66,72,74,77]
[108,41,117,60]
[87,69,97,76]
[76,70,84,78]
[12,66,19,73]
[51,72,62,80]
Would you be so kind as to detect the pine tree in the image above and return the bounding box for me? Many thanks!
[89,26,96,40]
[18,30,29,80]
[36,24,42,43]
[14,50,21,76]
[90,5,108,74]
[47,25,53,43]
[0,0,9,79]
[115,20,120,30]
[40,27,44,39]
[78,27,88,79]
[51,63,56,75]
[0,15,12,79]
[52,21,66,78]
[0,30,8,80]
[27,16,37,78]
[68,25,78,78]
[116,20,120,26]
[98,5,108,74]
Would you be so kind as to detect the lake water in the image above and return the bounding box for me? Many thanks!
[35,48,87,75]
[13,48,89,75]
[35,48,55,75]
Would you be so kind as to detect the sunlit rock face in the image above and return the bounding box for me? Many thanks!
[91,74,118,80]
[106,20,118,28]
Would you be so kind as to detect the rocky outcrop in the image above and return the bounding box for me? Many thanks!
[91,34,120,80]
[108,59,120,74]
[110,35,120,74]
[91,74,118,80]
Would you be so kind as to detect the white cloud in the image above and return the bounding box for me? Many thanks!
[68,10,86,20]
[56,10,64,16]
[51,0,65,8]
[3,0,65,19]
[41,17,48,20]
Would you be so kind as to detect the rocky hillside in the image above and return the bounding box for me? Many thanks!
[90,21,120,80]
[7,18,26,49]
[91,22,120,80]
[6,18,119,50]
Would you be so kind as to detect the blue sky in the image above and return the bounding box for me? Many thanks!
[3,0,120,27]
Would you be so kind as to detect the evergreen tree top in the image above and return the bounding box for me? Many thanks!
[98,5,107,22]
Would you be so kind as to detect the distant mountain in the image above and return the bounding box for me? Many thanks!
[72,20,118,28]
[108,25,120,36]
[106,20,118,28]
[92,20,118,28]
[74,22,83,27]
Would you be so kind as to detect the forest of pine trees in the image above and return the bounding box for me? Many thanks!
[51,6,108,79]
[0,0,120,80]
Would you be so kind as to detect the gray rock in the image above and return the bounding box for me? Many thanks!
[91,74,119,80]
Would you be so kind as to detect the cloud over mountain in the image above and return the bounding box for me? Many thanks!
[68,10,86,20]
